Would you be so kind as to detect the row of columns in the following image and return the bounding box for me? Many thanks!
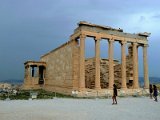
[25,65,45,79]
[25,65,38,78]
[79,34,149,90]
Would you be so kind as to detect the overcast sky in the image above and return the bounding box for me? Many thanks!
[0,0,160,81]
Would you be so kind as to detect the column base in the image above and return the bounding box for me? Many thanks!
[121,87,127,90]
[79,87,86,91]
[133,86,139,89]
[144,87,149,89]
[95,87,101,90]
[108,87,113,90]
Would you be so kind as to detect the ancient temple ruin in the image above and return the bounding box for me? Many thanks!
[23,21,150,97]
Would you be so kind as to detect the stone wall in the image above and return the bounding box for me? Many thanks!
[23,61,46,90]
[40,41,77,94]
[72,40,80,90]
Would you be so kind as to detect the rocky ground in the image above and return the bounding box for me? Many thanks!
[0,97,160,120]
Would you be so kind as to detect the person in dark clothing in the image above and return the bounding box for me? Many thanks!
[112,84,118,105]
[153,85,158,102]
[149,84,153,99]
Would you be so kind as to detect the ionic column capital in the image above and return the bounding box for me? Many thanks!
[143,44,149,47]
[108,38,114,43]
[80,34,86,39]
[133,42,140,49]
[133,42,138,46]
[94,36,101,41]
[121,40,127,45]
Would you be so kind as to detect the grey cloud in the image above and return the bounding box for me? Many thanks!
[152,14,160,19]
[0,0,160,81]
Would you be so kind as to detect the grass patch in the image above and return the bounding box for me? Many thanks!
[36,89,73,99]
[0,89,73,100]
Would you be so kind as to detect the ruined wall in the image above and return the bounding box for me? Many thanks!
[85,58,120,89]
[40,41,78,94]
[126,45,134,88]
[85,45,134,89]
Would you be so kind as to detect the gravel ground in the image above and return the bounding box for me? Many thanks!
[0,97,160,120]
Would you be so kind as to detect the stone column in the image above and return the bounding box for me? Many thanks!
[137,46,139,82]
[108,39,114,89]
[24,66,29,85]
[133,42,139,89]
[79,34,86,90]
[30,65,34,86]
[24,66,27,77]
[28,65,30,77]
[121,41,127,89]
[36,66,39,85]
[95,37,101,89]
[36,66,39,78]
[143,44,149,89]
[43,67,46,85]
[27,65,31,85]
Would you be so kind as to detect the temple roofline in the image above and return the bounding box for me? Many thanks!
[78,21,123,32]
[24,61,46,66]
[71,21,150,40]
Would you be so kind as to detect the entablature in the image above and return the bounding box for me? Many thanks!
[24,61,46,67]
[70,21,150,45]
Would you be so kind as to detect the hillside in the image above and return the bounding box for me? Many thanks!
[0,79,23,84]
[0,77,160,86]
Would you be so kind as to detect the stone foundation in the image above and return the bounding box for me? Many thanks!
[74,89,149,98]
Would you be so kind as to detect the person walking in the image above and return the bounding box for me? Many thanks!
[153,85,158,102]
[149,84,153,99]
[112,84,118,105]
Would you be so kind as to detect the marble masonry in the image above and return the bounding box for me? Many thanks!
[23,21,150,97]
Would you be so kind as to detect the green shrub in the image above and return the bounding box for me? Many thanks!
[0,89,74,100]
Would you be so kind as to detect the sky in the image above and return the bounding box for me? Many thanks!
[0,0,160,81]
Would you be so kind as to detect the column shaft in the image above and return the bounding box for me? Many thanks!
[121,41,127,89]
[133,43,139,88]
[29,66,31,77]
[36,66,39,78]
[143,45,149,88]
[28,66,31,85]
[24,66,28,84]
[79,34,86,90]
[108,39,114,89]
[24,66,28,77]
[95,37,101,89]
